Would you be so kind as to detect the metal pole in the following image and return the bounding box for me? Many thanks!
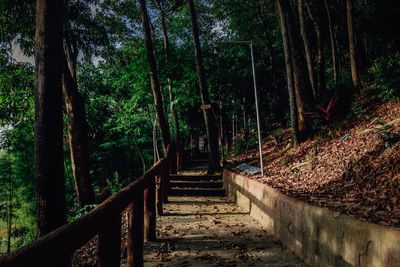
[250,42,264,177]
[213,40,264,177]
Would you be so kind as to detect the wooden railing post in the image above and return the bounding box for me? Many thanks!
[156,174,163,216]
[144,178,156,242]
[97,214,121,267]
[161,166,169,203]
[127,190,144,267]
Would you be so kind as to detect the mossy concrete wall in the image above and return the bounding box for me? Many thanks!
[223,168,400,267]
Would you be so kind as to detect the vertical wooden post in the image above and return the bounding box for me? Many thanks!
[97,215,121,267]
[156,174,163,216]
[162,163,169,203]
[144,178,156,242]
[177,147,182,172]
[127,190,144,267]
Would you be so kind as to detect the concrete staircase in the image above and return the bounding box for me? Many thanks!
[169,174,225,196]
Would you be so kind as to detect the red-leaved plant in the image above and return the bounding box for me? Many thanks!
[306,97,338,121]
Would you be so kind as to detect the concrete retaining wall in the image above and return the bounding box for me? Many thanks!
[223,168,400,267]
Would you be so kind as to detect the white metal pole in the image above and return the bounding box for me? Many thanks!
[250,42,264,177]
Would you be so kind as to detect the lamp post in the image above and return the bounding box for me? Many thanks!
[213,41,264,177]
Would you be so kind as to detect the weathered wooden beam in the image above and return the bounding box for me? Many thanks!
[97,215,121,267]
[144,177,156,242]
[127,191,144,267]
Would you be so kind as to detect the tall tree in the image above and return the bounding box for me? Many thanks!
[284,0,310,141]
[298,0,317,101]
[276,0,299,146]
[154,0,180,147]
[34,0,66,237]
[188,0,220,174]
[61,46,95,207]
[62,1,110,206]
[305,0,325,93]
[346,0,359,86]
[324,0,339,84]
[138,0,171,152]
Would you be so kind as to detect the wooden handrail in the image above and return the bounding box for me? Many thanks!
[0,145,175,267]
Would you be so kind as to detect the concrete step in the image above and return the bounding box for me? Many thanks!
[169,187,226,197]
[169,174,222,182]
[170,180,223,189]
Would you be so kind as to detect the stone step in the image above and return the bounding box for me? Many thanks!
[170,180,223,189]
[169,187,226,197]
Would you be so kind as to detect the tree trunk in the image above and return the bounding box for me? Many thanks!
[132,135,146,175]
[34,0,67,238]
[324,0,338,84]
[276,0,299,146]
[305,0,325,93]
[160,10,179,146]
[298,0,317,101]
[156,4,179,174]
[62,50,95,207]
[153,115,160,164]
[7,154,12,253]
[346,0,358,87]
[154,0,180,143]
[188,0,220,174]
[283,0,309,141]
[139,0,171,153]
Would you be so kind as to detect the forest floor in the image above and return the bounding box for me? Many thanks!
[228,95,400,228]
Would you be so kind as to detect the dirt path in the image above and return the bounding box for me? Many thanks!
[128,195,306,267]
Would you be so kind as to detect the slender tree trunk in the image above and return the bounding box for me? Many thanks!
[305,1,325,93]
[298,0,317,101]
[276,0,299,146]
[346,0,359,87]
[139,0,171,153]
[334,26,342,78]
[160,13,179,174]
[34,0,67,237]
[188,0,220,174]
[324,0,338,84]
[7,154,12,253]
[156,4,180,146]
[132,135,146,175]
[64,157,74,191]
[153,116,160,164]
[62,50,95,207]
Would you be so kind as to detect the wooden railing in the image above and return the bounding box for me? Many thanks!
[0,145,175,267]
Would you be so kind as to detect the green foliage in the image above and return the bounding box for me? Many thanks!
[350,103,371,120]
[106,172,126,195]
[0,63,34,127]
[369,53,400,102]
[375,121,400,148]
[68,204,98,222]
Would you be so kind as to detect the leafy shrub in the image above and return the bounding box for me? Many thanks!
[375,121,400,148]
[369,53,400,101]
[350,103,371,120]
[69,204,98,222]
[106,172,125,195]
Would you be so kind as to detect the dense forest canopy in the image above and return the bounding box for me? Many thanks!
[0,0,399,253]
